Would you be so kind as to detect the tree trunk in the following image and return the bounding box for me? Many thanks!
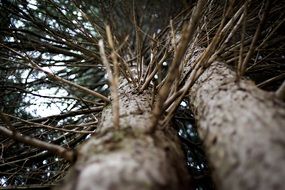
[56,81,192,190]
[55,57,285,190]
[189,61,285,190]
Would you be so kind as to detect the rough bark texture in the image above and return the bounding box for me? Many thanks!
[189,61,285,190]
[56,80,192,190]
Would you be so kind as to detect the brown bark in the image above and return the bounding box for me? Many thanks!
[189,61,285,190]
[56,81,192,190]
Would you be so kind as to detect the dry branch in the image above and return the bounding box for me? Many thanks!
[0,124,74,162]
[239,0,271,75]
[106,26,120,129]
[99,36,120,129]
[3,113,96,134]
[151,0,206,131]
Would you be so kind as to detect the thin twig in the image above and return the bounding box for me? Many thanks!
[106,25,120,129]
[149,0,206,132]
[99,35,120,129]
[163,2,244,125]
[239,0,272,75]
[2,113,96,134]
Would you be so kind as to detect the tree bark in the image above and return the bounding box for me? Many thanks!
[56,81,192,190]
[189,61,285,190]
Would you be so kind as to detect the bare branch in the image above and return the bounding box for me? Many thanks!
[150,0,206,132]
[239,0,272,75]
[98,36,120,129]
[0,117,75,162]
[106,25,120,129]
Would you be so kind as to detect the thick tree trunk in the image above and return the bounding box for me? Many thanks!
[56,81,192,190]
[189,61,285,190]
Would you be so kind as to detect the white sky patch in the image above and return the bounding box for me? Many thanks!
[85,134,91,139]
[45,34,52,40]
[102,84,109,91]
[67,50,81,56]
[19,63,77,118]
[62,9,67,15]
[0,177,7,187]
[20,64,67,83]
[14,20,25,28]
[27,0,38,10]
[42,54,73,62]
[52,65,66,72]
[150,53,153,61]
[41,66,54,73]
[180,101,187,107]
[24,87,71,117]
[75,29,81,33]
[42,53,60,60]
[83,22,92,29]
[68,74,76,80]
[66,28,76,36]
[8,75,16,81]
[90,30,97,37]
[51,19,59,28]
[83,22,97,36]
[20,69,34,83]
[5,37,15,42]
